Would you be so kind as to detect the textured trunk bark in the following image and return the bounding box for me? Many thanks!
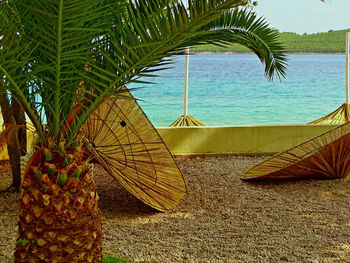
[12,99,27,156]
[15,146,103,263]
[0,92,23,190]
[7,137,21,189]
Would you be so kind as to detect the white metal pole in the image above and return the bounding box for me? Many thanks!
[346,32,349,104]
[184,47,189,117]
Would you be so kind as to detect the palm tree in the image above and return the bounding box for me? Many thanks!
[0,0,287,262]
[0,2,27,191]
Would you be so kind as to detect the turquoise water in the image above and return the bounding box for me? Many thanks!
[131,54,346,127]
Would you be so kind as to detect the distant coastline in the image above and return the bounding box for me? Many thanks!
[192,28,349,54]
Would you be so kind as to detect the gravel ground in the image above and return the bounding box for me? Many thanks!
[2,155,350,262]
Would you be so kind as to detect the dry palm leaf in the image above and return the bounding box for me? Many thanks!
[83,89,187,211]
[241,121,350,180]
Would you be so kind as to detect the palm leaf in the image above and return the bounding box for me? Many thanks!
[1,0,118,143]
[65,0,252,145]
[18,0,110,136]
[196,9,287,79]
[0,1,46,141]
[1,0,287,149]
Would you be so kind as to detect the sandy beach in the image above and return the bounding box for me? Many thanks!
[1,155,350,262]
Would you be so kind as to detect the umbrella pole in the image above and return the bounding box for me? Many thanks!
[346,32,349,104]
[184,47,189,118]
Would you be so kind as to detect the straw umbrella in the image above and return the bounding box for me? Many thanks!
[83,88,187,211]
[309,32,350,124]
[241,120,350,180]
[170,47,207,126]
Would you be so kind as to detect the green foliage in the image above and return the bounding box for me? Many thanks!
[72,168,81,178]
[279,29,349,53]
[44,150,53,162]
[193,28,350,53]
[241,0,258,8]
[103,254,133,263]
[198,8,286,79]
[57,173,67,185]
[0,0,287,150]
[16,238,28,245]
[34,171,42,181]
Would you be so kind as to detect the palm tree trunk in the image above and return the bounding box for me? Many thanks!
[7,138,21,189]
[11,99,27,190]
[0,92,23,190]
[15,146,103,263]
[12,99,27,157]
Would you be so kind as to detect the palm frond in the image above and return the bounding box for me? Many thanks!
[0,0,117,142]
[18,0,110,136]
[1,0,287,149]
[65,0,249,145]
[0,2,46,142]
[195,8,287,79]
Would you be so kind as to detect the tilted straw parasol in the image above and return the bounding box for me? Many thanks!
[83,88,187,211]
[170,47,206,127]
[241,121,350,180]
[309,32,350,124]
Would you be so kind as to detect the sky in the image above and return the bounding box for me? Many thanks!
[182,0,350,34]
[254,0,350,34]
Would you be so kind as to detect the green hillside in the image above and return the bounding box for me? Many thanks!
[193,28,350,53]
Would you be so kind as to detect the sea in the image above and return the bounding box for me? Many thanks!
[130,54,346,127]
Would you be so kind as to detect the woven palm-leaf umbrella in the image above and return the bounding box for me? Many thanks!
[309,32,350,124]
[170,47,206,127]
[241,121,350,180]
[83,88,187,211]
[170,114,207,126]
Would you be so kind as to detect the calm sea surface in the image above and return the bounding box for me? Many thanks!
[130,54,346,127]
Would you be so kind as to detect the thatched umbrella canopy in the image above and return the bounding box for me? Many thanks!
[241,121,350,180]
[83,88,187,211]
